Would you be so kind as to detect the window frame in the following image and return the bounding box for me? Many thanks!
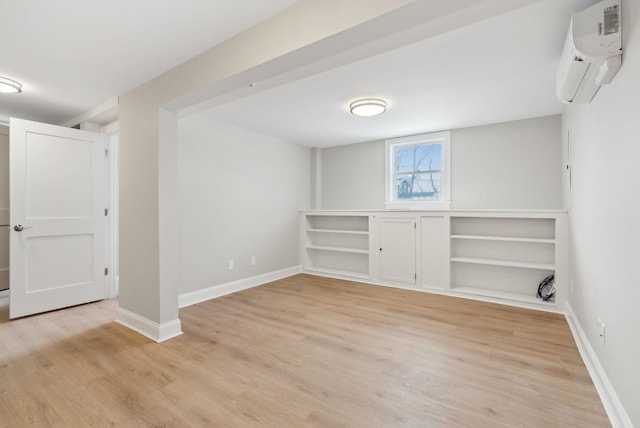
[385,131,451,210]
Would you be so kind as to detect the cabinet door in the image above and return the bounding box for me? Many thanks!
[378,217,416,285]
[420,215,450,288]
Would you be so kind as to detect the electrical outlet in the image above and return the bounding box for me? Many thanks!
[251,256,256,266]
[597,318,606,345]
[228,259,234,270]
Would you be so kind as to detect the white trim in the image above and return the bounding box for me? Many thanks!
[179,266,301,308]
[384,200,452,210]
[104,131,119,299]
[0,289,8,307]
[115,307,183,343]
[301,209,568,214]
[304,269,563,314]
[565,303,632,428]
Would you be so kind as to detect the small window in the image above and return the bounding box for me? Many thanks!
[385,131,450,209]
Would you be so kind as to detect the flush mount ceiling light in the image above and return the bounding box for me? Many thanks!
[349,98,387,117]
[0,76,22,94]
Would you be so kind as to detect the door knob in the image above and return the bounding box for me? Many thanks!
[14,224,27,232]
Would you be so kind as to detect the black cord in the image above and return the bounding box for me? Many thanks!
[537,274,555,301]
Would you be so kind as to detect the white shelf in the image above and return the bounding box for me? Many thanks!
[451,286,555,306]
[307,245,369,254]
[307,228,369,235]
[450,257,555,271]
[451,234,554,244]
[305,267,369,279]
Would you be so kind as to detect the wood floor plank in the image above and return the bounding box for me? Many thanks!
[0,274,610,427]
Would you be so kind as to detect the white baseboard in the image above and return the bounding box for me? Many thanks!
[303,269,563,314]
[0,289,8,307]
[565,303,632,428]
[179,265,301,308]
[116,306,183,343]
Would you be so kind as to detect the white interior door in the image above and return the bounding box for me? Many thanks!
[378,216,416,285]
[9,118,106,318]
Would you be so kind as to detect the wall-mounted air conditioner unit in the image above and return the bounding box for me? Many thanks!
[556,0,622,104]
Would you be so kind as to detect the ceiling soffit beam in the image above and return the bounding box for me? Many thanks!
[169,0,541,118]
[63,96,119,128]
[128,0,414,108]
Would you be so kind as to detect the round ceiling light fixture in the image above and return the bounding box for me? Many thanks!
[349,98,387,117]
[0,76,22,94]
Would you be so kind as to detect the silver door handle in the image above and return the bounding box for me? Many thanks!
[13,224,31,232]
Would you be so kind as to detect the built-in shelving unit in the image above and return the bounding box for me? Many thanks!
[450,216,558,307]
[303,213,371,279]
[301,210,566,311]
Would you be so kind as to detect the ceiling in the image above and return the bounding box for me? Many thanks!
[0,0,598,147]
[0,0,298,126]
[201,0,598,147]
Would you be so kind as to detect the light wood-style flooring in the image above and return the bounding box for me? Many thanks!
[0,274,609,427]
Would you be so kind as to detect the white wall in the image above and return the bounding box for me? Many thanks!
[564,0,640,424]
[177,115,310,293]
[320,115,562,210]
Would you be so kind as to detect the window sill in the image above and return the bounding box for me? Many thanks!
[385,201,451,210]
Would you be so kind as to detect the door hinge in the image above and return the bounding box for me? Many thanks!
[105,208,108,216]
[415,273,417,280]
[105,149,109,157]
[105,268,109,276]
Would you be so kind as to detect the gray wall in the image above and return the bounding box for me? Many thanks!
[320,115,563,210]
[452,115,561,209]
[178,115,310,293]
[321,140,385,209]
[118,1,411,326]
[564,0,640,424]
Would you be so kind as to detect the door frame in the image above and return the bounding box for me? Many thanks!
[0,124,8,299]
[102,121,119,299]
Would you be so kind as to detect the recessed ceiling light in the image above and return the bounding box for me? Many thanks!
[349,98,387,117]
[0,76,22,94]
